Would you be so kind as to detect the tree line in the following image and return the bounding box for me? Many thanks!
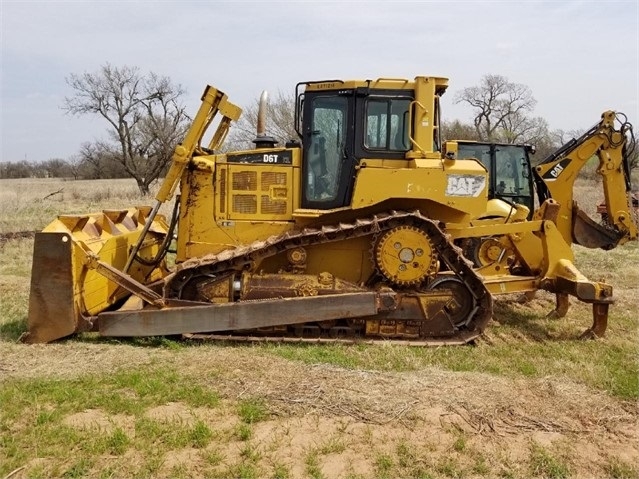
[0,148,129,180]
[2,65,636,189]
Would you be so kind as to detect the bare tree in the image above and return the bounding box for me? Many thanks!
[64,64,189,194]
[499,112,550,145]
[66,154,86,180]
[454,74,538,143]
[442,119,480,141]
[225,90,297,151]
[78,142,106,179]
[41,158,69,178]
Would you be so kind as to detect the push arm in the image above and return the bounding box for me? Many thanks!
[124,86,242,272]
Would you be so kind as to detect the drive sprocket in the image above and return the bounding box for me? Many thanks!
[374,225,438,287]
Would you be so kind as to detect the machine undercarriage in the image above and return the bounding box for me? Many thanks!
[87,210,493,345]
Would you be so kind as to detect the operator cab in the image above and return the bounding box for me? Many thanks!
[457,141,536,217]
[295,79,442,210]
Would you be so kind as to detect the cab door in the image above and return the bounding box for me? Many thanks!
[301,93,354,210]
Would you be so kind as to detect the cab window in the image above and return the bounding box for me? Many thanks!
[458,144,493,173]
[305,96,347,202]
[365,98,410,151]
[494,145,531,198]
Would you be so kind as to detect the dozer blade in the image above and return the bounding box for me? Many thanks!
[24,208,170,344]
[27,232,78,343]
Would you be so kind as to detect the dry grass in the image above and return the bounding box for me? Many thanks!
[0,178,175,234]
[0,177,637,478]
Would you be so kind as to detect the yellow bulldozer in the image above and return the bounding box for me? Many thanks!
[25,76,638,344]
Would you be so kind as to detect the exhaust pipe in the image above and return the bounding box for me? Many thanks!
[253,90,277,149]
[257,90,268,138]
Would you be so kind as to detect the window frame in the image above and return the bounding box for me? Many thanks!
[354,89,414,160]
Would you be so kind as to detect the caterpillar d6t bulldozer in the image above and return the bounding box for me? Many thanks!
[25,76,638,344]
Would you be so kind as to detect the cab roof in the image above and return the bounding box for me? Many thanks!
[302,76,449,95]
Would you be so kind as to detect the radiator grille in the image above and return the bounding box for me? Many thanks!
[261,172,287,191]
[232,171,257,191]
[232,194,257,214]
[227,167,290,218]
[261,196,287,214]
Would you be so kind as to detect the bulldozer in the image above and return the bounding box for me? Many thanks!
[25,76,638,345]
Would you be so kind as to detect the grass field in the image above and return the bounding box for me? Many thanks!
[0,177,637,479]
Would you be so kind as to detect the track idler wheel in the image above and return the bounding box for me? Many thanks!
[427,276,476,328]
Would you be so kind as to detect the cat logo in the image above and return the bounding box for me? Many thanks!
[445,174,486,197]
[549,163,564,178]
[542,158,571,180]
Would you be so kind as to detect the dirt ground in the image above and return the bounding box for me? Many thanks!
[1,341,637,478]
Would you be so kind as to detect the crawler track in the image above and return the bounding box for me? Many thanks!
[164,210,493,344]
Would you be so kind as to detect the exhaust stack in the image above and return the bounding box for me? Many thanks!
[253,90,277,149]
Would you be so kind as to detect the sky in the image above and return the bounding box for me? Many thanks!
[1,0,638,163]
